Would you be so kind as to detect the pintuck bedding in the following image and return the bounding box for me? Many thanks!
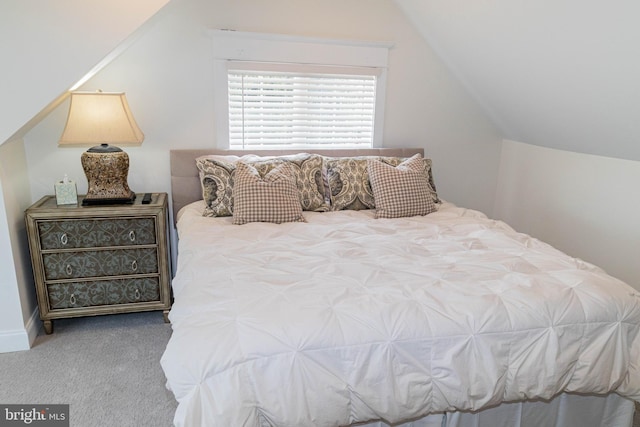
[162,198,640,426]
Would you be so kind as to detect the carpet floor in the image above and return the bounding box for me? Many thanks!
[0,312,177,426]
[1,312,638,427]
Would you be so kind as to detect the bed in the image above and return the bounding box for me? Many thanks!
[162,148,640,427]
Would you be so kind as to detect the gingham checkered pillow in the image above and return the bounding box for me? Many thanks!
[367,154,436,219]
[232,162,306,225]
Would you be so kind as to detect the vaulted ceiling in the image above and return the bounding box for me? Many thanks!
[395,0,640,161]
[4,1,640,162]
[0,0,169,145]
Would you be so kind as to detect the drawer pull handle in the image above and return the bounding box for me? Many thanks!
[69,293,76,305]
[129,230,136,242]
[134,288,141,300]
[65,264,73,275]
[131,260,138,271]
[60,233,68,245]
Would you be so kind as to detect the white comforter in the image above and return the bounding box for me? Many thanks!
[162,202,640,427]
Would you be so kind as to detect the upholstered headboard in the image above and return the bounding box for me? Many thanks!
[169,148,424,222]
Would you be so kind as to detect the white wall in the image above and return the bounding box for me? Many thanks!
[0,139,38,352]
[0,0,170,145]
[494,140,640,290]
[23,0,502,217]
[0,189,27,351]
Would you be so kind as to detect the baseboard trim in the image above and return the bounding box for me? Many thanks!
[0,308,40,353]
[25,307,41,346]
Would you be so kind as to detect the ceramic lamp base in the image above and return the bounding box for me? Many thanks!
[81,147,135,205]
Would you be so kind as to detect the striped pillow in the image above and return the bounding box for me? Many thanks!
[232,162,306,225]
[367,154,436,219]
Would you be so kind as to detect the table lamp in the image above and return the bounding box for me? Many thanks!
[58,91,144,205]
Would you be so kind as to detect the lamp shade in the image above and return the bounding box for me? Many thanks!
[59,91,144,145]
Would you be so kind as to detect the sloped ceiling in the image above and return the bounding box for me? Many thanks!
[395,0,640,161]
[0,0,170,146]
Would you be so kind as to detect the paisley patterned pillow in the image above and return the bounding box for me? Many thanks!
[196,153,328,217]
[324,156,376,211]
[197,157,236,217]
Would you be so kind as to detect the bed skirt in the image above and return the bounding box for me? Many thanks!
[359,393,634,427]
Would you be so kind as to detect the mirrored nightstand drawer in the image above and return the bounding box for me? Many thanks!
[42,248,159,280]
[37,217,156,249]
[47,277,161,309]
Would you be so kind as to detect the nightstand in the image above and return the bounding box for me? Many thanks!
[25,193,172,334]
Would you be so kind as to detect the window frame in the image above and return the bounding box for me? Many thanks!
[211,30,392,149]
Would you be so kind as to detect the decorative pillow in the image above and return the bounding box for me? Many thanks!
[196,157,236,217]
[323,156,377,211]
[423,158,440,204]
[232,162,305,225]
[323,154,439,210]
[196,153,329,217]
[252,154,328,212]
[367,155,436,219]
[376,156,440,204]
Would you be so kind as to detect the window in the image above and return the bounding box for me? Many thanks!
[212,30,392,149]
[228,64,378,149]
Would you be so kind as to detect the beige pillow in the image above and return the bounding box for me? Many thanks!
[369,155,440,204]
[232,162,306,225]
[367,154,436,219]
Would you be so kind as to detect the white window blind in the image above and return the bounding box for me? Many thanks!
[228,67,377,149]
[212,30,392,149]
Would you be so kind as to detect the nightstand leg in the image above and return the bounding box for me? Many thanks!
[43,320,53,335]
[163,310,170,323]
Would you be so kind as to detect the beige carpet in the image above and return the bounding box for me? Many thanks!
[0,312,177,426]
